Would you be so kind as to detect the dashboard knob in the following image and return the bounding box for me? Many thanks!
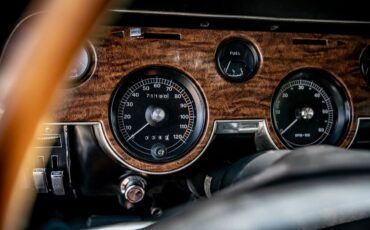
[120,175,147,204]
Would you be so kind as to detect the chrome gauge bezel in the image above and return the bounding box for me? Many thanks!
[68,41,97,87]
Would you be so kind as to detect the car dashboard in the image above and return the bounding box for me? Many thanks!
[3,6,370,229]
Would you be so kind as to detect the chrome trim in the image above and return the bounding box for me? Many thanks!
[87,221,155,230]
[348,117,370,148]
[47,122,101,126]
[215,120,259,134]
[256,120,279,151]
[186,179,201,198]
[63,125,73,191]
[94,121,217,175]
[50,171,66,195]
[215,120,278,151]
[47,120,278,175]
[129,27,143,38]
[80,40,98,85]
[32,167,49,194]
[204,175,213,198]
[109,9,370,25]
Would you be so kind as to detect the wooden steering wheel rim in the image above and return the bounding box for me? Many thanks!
[0,1,109,229]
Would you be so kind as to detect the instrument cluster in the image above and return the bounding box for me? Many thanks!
[100,33,367,173]
[7,20,367,174]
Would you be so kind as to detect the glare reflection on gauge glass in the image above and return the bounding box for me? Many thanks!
[68,47,90,81]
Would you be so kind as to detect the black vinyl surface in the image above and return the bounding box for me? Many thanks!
[127,0,370,21]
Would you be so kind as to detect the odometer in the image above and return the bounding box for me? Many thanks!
[272,68,351,149]
[110,67,206,163]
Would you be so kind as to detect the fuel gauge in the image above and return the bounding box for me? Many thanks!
[216,38,260,82]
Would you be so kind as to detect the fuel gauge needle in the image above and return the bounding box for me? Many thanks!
[224,60,231,73]
[127,123,150,141]
[281,119,298,135]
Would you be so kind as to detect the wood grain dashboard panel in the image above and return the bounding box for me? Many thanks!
[53,26,370,173]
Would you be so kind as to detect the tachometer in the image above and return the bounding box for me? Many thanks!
[110,67,206,163]
[272,68,351,149]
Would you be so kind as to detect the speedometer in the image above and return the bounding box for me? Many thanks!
[110,67,206,163]
[272,68,351,149]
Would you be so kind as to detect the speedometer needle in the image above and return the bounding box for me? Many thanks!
[281,119,298,135]
[127,123,150,141]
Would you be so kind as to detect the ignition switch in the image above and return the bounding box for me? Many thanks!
[120,175,147,204]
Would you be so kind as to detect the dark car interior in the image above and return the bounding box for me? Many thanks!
[2,0,370,229]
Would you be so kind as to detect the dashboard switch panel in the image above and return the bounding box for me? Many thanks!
[31,125,72,196]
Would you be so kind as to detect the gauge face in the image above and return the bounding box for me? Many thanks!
[110,67,206,163]
[215,38,260,82]
[272,68,351,149]
[273,80,334,147]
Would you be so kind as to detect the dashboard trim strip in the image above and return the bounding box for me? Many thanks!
[109,9,370,25]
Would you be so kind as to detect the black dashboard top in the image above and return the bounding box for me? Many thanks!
[127,0,370,22]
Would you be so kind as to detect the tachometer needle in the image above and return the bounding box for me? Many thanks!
[127,123,150,141]
[281,119,298,135]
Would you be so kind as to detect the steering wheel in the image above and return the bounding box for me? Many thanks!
[0,1,110,229]
[150,146,370,230]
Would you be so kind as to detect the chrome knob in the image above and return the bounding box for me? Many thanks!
[120,175,147,204]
